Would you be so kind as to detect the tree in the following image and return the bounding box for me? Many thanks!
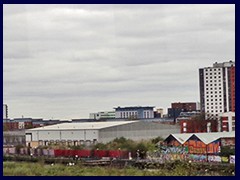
[219,146,235,157]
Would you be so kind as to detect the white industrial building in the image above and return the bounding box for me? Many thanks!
[25,121,180,148]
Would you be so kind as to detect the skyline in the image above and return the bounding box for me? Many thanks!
[3,4,235,119]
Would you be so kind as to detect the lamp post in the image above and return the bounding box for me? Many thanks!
[96,148,99,159]
[118,148,121,159]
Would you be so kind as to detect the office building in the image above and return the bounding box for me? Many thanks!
[199,61,235,120]
[114,106,154,119]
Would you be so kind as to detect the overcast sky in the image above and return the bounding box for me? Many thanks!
[3,4,235,120]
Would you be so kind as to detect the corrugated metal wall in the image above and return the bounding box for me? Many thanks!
[99,121,180,143]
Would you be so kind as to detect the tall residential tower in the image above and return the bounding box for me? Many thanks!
[3,104,8,119]
[199,61,235,120]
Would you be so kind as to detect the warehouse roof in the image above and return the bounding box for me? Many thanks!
[193,132,235,144]
[166,132,235,145]
[27,121,138,131]
[170,133,193,144]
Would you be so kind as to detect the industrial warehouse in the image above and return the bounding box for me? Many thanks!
[25,121,180,147]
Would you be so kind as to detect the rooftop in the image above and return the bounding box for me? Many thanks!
[166,132,235,145]
[114,106,155,110]
[26,121,138,131]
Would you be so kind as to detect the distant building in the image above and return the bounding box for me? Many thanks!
[3,104,8,119]
[171,102,200,111]
[168,102,200,122]
[218,112,235,132]
[114,106,154,119]
[3,118,68,131]
[154,108,164,118]
[176,111,201,122]
[3,130,26,146]
[199,61,235,120]
[179,119,218,133]
[89,111,115,120]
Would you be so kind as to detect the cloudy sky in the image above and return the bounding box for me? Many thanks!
[3,4,235,120]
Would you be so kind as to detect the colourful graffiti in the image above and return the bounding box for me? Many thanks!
[207,155,221,163]
[221,156,229,163]
[229,155,235,164]
[160,146,188,154]
[187,154,207,162]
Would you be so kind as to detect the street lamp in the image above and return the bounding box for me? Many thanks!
[118,148,121,159]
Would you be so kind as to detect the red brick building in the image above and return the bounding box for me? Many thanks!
[179,119,218,133]
[171,102,199,111]
[219,112,235,132]
[229,66,235,112]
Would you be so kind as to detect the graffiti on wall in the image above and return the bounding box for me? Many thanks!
[187,154,207,162]
[160,146,188,154]
[221,156,229,163]
[207,155,221,162]
[186,140,220,154]
[229,155,235,164]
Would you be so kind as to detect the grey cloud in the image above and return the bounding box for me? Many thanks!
[3,4,235,119]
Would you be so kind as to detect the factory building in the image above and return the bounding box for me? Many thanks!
[164,132,235,155]
[25,121,180,148]
[115,106,154,119]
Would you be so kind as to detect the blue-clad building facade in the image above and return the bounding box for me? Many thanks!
[114,106,154,119]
